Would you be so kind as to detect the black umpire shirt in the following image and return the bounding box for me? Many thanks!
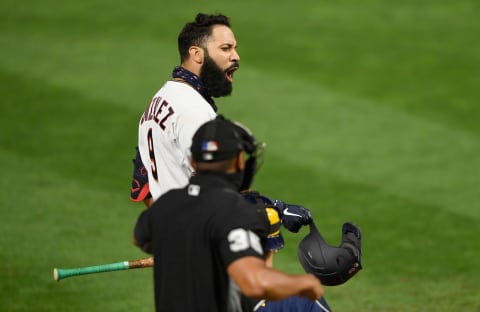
[134,172,270,312]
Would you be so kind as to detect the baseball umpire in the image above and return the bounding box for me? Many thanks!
[133,116,324,312]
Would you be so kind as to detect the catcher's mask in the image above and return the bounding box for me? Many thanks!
[297,221,362,286]
[230,120,265,191]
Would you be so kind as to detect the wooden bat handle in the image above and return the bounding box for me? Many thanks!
[128,257,154,269]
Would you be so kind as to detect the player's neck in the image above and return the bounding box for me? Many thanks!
[173,77,186,83]
[171,66,217,111]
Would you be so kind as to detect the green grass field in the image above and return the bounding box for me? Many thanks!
[1,0,479,311]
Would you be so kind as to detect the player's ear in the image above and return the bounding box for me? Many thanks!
[189,46,204,64]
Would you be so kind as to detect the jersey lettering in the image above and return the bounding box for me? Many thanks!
[228,228,263,255]
[157,105,174,130]
[141,96,175,129]
[147,128,158,181]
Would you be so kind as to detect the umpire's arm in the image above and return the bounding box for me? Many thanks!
[227,256,323,301]
[133,209,153,253]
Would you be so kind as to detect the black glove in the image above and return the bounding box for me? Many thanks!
[275,201,313,233]
[243,191,313,233]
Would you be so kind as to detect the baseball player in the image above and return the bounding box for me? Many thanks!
[133,116,324,312]
[131,13,239,206]
[243,192,332,312]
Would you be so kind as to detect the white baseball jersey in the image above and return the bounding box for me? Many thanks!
[137,81,216,200]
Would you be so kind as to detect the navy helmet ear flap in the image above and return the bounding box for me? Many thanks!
[340,222,362,261]
[297,221,362,286]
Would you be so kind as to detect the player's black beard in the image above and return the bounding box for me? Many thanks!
[200,55,233,98]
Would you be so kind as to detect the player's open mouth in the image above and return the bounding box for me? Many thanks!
[225,65,239,82]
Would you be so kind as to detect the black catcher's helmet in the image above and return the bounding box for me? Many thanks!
[297,221,362,286]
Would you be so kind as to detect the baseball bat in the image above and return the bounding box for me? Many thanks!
[53,257,153,281]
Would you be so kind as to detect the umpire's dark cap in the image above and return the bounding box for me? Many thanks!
[191,116,244,162]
